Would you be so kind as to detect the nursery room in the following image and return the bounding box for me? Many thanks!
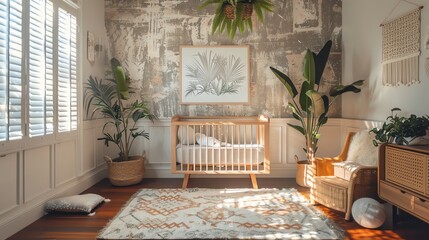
[2,0,429,239]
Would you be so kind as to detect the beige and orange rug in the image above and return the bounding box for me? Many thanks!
[98,188,343,239]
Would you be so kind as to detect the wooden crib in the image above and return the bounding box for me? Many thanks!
[171,115,270,189]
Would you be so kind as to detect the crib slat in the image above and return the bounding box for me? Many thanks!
[211,124,215,172]
[192,124,195,171]
[217,125,221,171]
[244,126,247,170]
[180,126,183,172]
[199,125,202,172]
[237,126,241,171]
[205,125,209,171]
[231,125,235,171]
[250,125,254,171]
[257,125,260,172]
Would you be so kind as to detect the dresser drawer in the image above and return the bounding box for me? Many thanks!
[380,181,413,211]
[380,181,429,223]
[385,146,427,195]
[414,196,429,222]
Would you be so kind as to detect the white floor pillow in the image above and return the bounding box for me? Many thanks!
[45,193,110,216]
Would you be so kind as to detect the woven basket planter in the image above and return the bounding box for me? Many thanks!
[295,159,316,188]
[104,155,144,186]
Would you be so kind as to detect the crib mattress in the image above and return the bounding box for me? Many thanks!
[176,144,265,165]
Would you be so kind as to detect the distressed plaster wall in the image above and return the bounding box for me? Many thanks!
[104,0,342,119]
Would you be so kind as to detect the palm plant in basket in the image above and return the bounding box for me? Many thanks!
[85,58,156,186]
[270,40,364,163]
[198,0,273,39]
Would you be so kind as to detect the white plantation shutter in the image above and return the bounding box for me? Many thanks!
[28,0,54,137]
[57,7,77,132]
[0,0,79,143]
[0,0,23,141]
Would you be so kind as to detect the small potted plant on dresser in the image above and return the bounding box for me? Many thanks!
[85,58,156,186]
[370,108,429,146]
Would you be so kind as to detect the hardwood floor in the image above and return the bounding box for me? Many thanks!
[8,178,429,240]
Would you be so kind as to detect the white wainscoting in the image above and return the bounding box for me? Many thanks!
[0,119,107,239]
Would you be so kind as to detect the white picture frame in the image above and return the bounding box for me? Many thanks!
[180,45,250,104]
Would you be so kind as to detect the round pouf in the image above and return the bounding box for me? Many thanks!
[352,198,386,228]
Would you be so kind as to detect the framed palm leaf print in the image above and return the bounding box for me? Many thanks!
[180,45,250,104]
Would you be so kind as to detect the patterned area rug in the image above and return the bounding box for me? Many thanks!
[98,188,343,239]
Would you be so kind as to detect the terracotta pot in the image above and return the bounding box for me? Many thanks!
[104,155,144,186]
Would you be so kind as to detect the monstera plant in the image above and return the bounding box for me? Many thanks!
[270,40,364,163]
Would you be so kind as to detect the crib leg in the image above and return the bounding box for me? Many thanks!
[182,174,190,189]
[249,174,258,189]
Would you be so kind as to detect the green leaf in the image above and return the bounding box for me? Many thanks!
[306,90,325,116]
[288,102,300,115]
[253,2,264,22]
[112,66,129,100]
[321,95,329,115]
[229,20,238,39]
[270,67,298,98]
[318,113,328,126]
[212,11,224,33]
[299,81,311,112]
[245,19,253,32]
[238,19,245,33]
[315,40,332,85]
[329,80,365,97]
[288,123,305,135]
[303,49,315,88]
[220,17,229,33]
[292,112,303,122]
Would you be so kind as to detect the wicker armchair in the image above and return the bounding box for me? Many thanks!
[311,132,379,220]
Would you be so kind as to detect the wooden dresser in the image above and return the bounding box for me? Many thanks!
[379,144,429,224]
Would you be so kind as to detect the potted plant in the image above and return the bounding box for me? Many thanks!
[85,58,156,186]
[370,108,429,146]
[270,40,364,186]
[198,0,273,39]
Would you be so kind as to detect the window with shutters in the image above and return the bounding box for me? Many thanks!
[0,0,79,143]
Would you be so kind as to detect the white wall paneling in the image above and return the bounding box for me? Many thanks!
[24,146,51,203]
[0,153,19,215]
[82,127,96,173]
[55,141,77,187]
[0,119,107,239]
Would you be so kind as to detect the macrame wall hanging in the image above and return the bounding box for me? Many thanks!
[425,26,429,77]
[380,1,423,86]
